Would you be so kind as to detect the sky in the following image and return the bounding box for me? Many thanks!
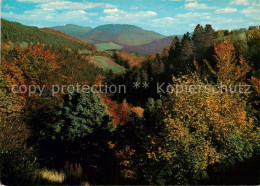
[1,0,260,35]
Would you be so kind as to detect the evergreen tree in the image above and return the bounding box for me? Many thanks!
[179,32,195,74]
[52,90,115,183]
[167,36,181,76]
[192,24,204,62]
[203,24,215,61]
[54,90,113,142]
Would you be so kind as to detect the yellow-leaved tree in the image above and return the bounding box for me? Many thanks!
[153,73,259,184]
[205,40,251,85]
[144,40,259,184]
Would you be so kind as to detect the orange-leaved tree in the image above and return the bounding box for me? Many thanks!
[205,40,250,85]
[157,73,259,184]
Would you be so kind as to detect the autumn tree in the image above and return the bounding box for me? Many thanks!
[101,94,130,125]
[115,98,170,184]
[205,40,251,85]
[1,44,59,95]
[0,66,37,184]
[149,74,259,184]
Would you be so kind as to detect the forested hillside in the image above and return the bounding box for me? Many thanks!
[41,28,95,51]
[50,24,92,38]
[1,19,94,52]
[74,24,165,46]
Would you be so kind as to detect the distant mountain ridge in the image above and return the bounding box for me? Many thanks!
[50,24,177,55]
[51,24,165,46]
[80,24,165,46]
[50,24,92,38]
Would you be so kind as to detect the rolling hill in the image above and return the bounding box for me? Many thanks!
[41,28,95,51]
[123,36,177,55]
[1,19,94,52]
[50,24,92,38]
[78,24,165,46]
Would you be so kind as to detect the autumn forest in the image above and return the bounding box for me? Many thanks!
[0,0,260,185]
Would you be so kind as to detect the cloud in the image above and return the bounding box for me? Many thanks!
[230,0,249,5]
[16,0,115,8]
[241,7,260,20]
[16,0,57,2]
[184,2,215,9]
[230,0,260,6]
[176,12,211,18]
[37,1,113,10]
[185,2,198,7]
[2,8,93,23]
[16,0,114,10]
[144,11,157,16]
[2,0,109,25]
[215,8,237,13]
[104,8,124,14]
[103,8,157,17]
[100,9,157,23]
[152,17,180,25]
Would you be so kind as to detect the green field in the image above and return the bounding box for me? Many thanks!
[88,56,126,74]
[96,42,123,51]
